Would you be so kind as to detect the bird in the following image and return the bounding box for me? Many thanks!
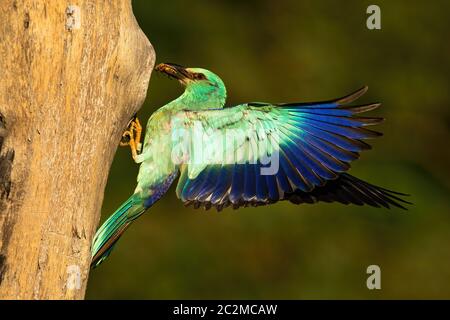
[91,63,410,268]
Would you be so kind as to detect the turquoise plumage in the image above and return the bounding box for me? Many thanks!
[91,63,410,268]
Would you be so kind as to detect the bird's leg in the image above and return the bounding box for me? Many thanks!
[132,117,142,154]
[127,132,139,161]
[120,116,142,161]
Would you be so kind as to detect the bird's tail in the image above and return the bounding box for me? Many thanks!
[91,193,145,268]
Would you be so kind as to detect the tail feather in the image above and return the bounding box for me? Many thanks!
[91,194,145,268]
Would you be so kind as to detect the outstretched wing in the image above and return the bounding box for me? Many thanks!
[169,87,404,210]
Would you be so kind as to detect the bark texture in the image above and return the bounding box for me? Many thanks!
[0,0,154,299]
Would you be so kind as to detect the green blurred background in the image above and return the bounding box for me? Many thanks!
[87,0,450,299]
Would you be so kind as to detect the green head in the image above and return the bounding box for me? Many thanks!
[155,63,227,110]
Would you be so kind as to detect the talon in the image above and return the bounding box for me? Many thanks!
[133,118,142,131]
[132,118,142,155]
[120,115,142,162]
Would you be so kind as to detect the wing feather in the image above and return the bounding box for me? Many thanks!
[169,87,408,210]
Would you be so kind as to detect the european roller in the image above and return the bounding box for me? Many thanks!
[91,63,410,268]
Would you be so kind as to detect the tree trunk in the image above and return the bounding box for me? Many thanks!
[0,0,154,299]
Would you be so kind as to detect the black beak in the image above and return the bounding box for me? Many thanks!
[155,63,191,82]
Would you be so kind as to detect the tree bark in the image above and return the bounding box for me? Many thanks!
[0,0,154,299]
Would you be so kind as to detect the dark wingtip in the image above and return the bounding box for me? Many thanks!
[345,103,381,113]
[336,86,368,105]
[357,116,385,126]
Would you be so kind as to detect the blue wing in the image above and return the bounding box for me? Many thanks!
[173,87,409,210]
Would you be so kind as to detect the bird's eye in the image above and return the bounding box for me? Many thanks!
[192,73,207,80]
